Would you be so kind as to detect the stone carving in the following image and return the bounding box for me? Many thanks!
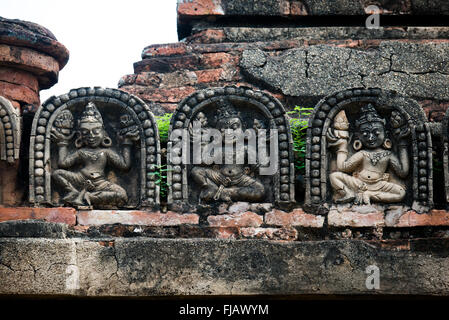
[305,88,433,213]
[442,108,449,203]
[167,86,295,209]
[29,87,160,209]
[0,96,21,164]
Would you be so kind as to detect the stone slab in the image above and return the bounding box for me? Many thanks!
[265,209,324,227]
[1,238,449,296]
[328,207,385,227]
[394,210,449,227]
[207,212,263,227]
[76,211,199,226]
[0,207,76,226]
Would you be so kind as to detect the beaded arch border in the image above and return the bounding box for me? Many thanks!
[0,96,21,164]
[305,87,433,211]
[29,87,160,207]
[167,85,295,205]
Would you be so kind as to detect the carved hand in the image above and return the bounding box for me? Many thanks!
[327,128,348,150]
[50,127,74,144]
[118,128,140,145]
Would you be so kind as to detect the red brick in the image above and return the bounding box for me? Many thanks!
[240,227,298,241]
[177,0,224,16]
[142,43,188,58]
[0,207,76,225]
[328,206,385,227]
[195,69,223,83]
[207,211,263,227]
[213,227,239,239]
[394,210,449,227]
[200,52,237,68]
[0,67,39,92]
[0,80,39,105]
[76,210,199,226]
[123,85,197,104]
[265,208,324,227]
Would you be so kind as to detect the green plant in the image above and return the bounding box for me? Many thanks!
[287,106,314,175]
[155,113,173,144]
[148,164,171,199]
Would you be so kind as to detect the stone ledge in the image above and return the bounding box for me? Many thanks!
[328,207,385,228]
[0,207,76,226]
[207,211,263,227]
[76,210,199,226]
[265,209,325,227]
[1,238,449,296]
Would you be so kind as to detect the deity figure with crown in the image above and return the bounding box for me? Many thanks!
[50,102,139,207]
[326,104,410,205]
[190,98,266,203]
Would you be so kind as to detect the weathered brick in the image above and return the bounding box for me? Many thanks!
[195,69,223,83]
[0,67,39,92]
[207,211,263,227]
[0,207,76,225]
[177,0,225,16]
[142,43,188,58]
[76,210,199,226]
[134,55,200,73]
[328,206,385,227]
[0,80,40,105]
[394,210,449,227]
[122,85,197,103]
[240,227,298,240]
[200,52,237,68]
[265,208,324,227]
[187,29,226,44]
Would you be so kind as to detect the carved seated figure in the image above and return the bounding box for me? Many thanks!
[190,98,265,203]
[51,102,138,207]
[327,104,409,205]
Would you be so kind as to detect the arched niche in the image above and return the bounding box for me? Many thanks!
[167,86,295,209]
[0,96,20,164]
[305,88,432,213]
[29,87,160,209]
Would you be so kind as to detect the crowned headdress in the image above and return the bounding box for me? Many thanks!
[355,103,386,128]
[214,98,241,125]
[79,102,104,125]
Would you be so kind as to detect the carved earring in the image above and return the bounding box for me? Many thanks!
[383,138,392,149]
[353,139,362,151]
[74,137,84,148]
[102,137,112,147]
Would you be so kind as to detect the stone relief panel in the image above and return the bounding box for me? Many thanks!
[167,86,295,210]
[29,87,160,209]
[0,96,20,165]
[305,88,433,213]
[442,108,449,203]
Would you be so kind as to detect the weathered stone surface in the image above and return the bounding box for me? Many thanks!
[241,41,449,101]
[207,212,263,227]
[0,207,76,225]
[2,238,449,296]
[265,209,324,227]
[178,0,449,17]
[0,220,70,238]
[77,211,199,226]
[328,206,385,227]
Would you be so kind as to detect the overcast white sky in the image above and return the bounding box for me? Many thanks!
[2,0,178,102]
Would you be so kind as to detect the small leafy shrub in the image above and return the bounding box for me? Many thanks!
[155,113,173,144]
[287,106,314,175]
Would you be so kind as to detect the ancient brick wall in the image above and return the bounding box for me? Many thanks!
[2,1,449,298]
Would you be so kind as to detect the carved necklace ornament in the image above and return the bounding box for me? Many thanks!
[365,150,391,166]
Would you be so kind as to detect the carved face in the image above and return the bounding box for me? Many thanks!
[358,122,386,149]
[217,117,243,143]
[79,122,104,148]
